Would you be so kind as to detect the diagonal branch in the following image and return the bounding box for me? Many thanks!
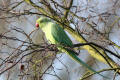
[73,42,120,59]
[24,0,49,16]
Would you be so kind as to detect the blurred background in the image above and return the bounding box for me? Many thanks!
[0,0,120,80]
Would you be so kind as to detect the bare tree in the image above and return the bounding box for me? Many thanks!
[0,0,120,80]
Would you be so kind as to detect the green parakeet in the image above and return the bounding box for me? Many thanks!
[35,17,108,78]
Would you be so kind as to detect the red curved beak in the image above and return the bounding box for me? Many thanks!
[35,23,39,28]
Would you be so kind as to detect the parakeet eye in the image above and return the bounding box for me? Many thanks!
[35,23,39,28]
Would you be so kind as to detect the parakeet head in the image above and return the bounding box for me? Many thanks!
[36,17,51,29]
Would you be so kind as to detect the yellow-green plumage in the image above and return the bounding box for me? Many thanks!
[36,17,73,47]
[36,17,108,78]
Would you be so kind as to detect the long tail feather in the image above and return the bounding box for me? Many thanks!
[62,48,109,79]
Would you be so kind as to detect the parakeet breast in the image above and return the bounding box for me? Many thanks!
[41,22,57,44]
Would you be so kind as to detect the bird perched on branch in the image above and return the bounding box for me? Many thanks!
[35,17,108,78]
